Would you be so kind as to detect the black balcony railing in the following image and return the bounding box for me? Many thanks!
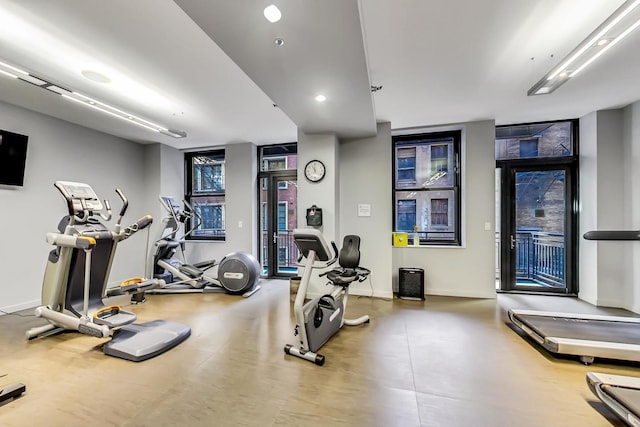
[496,231,565,288]
[261,229,298,273]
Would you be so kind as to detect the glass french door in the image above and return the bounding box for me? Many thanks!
[259,173,298,278]
[498,164,576,294]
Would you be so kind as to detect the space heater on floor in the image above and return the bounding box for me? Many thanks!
[398,268,425,301]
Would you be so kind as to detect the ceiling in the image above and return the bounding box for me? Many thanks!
[0,0,638,150]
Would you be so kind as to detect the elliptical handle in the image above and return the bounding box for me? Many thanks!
[182,199,201,238]
[115,188,128,217]
[99,199,112,222]
[183,198,194,214]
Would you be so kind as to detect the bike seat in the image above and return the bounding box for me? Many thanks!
[326,268,358,287]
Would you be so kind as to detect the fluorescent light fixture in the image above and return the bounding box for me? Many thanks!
[315,94,327,103]
[46,85,71,95]
[264,5,282,23]
[528,0,640,96]
[20,74,47,85]
[0,69,18,79]
[0,60,28,76]
[0,58,186,138]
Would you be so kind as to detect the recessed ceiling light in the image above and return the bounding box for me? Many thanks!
[315,94,326,103]
[81,70,111,84]
[264,5,281,23]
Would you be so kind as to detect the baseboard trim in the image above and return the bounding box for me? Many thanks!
[427,288,496,299]
[1,299,39,315]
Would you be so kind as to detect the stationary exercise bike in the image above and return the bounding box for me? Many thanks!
[26,181,191,361]
[146,196,260,297]
[284,228,370,366]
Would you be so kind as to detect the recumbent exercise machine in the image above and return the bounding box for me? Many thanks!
[284,228,370,366]
[26,181,190,361]
[146,196,260,297]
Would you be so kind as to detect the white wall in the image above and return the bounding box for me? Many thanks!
[142,143,184,277]
[623,101,640,313]
[296,132,340,296]
[392,120,497,299]
[339,122,393,299]
[579,110,627,307]
[579,103,640,313]
[578,113,599,304]
[296,120,495,300]
[0,101,152,313]
[297,132,340,241]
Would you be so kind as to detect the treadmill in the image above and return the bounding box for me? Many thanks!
[587,372,640,426]
[508,230,640,365]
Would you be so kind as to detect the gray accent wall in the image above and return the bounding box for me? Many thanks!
[0,101,153,313]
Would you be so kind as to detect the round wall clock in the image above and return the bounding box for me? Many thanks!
[304,160,326,183]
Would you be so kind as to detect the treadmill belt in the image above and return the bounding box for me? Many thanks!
[602,384,640,420]
[517,314,640,345]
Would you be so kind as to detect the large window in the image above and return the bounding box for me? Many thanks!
[185,150,226,240]
[393,130,461,245]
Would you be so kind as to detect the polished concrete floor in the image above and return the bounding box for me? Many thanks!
[1,280,639,426]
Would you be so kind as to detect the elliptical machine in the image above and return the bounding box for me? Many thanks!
[146,196,260,297]
[26,181,191,362]
[284,228,370,366]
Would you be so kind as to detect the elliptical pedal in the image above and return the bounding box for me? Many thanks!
[0,382,26,403]
[78,323,108,338]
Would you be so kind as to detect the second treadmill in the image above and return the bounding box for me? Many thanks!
[509,229,640,365]
[508,309,640,364]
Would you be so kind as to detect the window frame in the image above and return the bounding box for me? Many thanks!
[392,130,462,246]
[185,149,226,241]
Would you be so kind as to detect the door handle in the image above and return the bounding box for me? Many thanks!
[510,235,515,250]
[273,232,278,244]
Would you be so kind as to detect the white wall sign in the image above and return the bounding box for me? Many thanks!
[358,204,371,217]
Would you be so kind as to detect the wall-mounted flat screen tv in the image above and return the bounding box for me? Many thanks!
[0,130,29,187]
